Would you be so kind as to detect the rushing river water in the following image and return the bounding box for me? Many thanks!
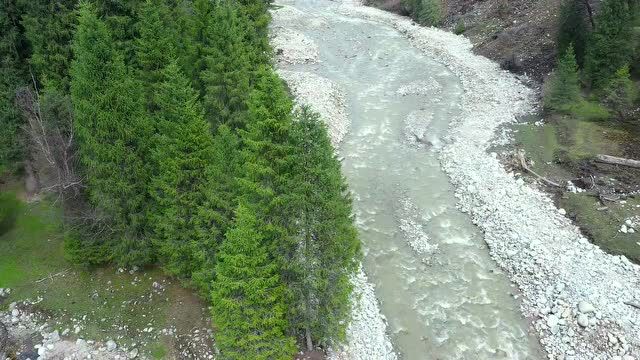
[278,1,544,358]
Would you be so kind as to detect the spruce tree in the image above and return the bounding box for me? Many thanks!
[201,2,252,129]
[134,0,178,111]
[288,107,361,349]
[70,3,153,265]
[93,0,144,64]
[584,0,633,90]
[211,204,296,360]
[21,0,77,92]
[601,65,638,120]
[148,62,219,282]
[190,124,242,293]
[238,68,297,257]
[186,0,216,97]
[0,0,28,174]
[557,0,589,67]
[544,45,582,112]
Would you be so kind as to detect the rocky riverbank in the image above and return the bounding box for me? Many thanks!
[271,5,398,359]
[339,2,640,359]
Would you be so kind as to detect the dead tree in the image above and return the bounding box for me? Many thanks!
[15,77,82,202]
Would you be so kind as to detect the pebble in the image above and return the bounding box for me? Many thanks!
[577,314,589,327]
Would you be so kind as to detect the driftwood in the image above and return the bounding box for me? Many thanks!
[594,154,640,169]
[515,152,562,188]
[35,269,69,284]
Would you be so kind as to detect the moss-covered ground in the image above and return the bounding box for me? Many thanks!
[512,114,640,264]
[0,195,213,359]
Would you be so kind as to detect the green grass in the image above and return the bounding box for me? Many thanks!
[0,196,213,358]
[560,194,640,262]
[514,115,628,174]
[514,114,640,264]
[150,342,169,359]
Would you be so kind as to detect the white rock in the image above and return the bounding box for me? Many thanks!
[547,314,560,327]
[577,301,595,314]
[577,314,589,327]
[106,340,118,351]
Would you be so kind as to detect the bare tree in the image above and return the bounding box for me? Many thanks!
[15,75,82,202]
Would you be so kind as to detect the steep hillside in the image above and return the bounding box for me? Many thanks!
[366,0,568,81]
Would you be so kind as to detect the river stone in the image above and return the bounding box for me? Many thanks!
[547,314,559,327]
[106,340,117,351]
[577,314,589,327]
[578,301,595,313]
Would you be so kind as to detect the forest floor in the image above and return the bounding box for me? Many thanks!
[0,187,216,359]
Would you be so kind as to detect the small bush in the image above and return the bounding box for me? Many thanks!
[454,20,466,34]
[568,100,611,121]
[0,192,20,236]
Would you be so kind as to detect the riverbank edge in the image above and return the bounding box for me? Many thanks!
[340,1,640,359]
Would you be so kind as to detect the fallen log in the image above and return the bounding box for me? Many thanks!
[594,154,640,169]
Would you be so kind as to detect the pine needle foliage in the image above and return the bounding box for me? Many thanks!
[544,45,582,113]
[211,204,296,360]
[584,0,633,90]
[557,0,589,67]
[288,107,361,348]
[70,3,153,265]
[148,62,219,283]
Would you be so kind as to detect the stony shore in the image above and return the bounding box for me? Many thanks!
[339,2,640,359]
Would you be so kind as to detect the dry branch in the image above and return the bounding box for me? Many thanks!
[515,152,562,188]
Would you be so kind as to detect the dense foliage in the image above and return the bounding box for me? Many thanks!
[544,45,581,112]
[0,0,361,357]
[549,0,639,123]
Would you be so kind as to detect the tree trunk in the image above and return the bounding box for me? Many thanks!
[305,326,314,351]
[582,0,596,30]
[594,154,640,169]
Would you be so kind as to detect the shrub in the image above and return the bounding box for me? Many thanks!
[0,192,20,236]
[454,19,466,34]
[568,100,611,121]
[600,66,638,120]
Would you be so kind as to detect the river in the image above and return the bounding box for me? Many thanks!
[274,1,543,358]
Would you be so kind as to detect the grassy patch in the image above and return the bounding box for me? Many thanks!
[560,193,640,262]
[514,115,628,174]
[0,197,213,358]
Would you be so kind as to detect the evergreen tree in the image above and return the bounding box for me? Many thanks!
[544,45,582,112]
[148,62,221,285]
[186,0,216,97]
[557,0,589,67]
[236,0,272,66]
[21,0,77,92]
[601,65,638,119]
[211,204,296,360]
[70,3,153,265]
[288,107,361,349]
[190,124,242,293]
[201,2,252,129]
[134,0,178,111]
[93,0,144,64]
[238,68,298,262]
[584,0,633,90]
[0,0,28,174]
